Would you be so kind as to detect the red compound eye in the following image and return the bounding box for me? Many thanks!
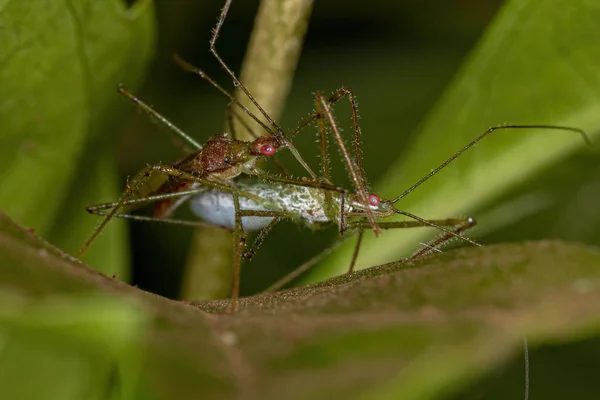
[259,144,276,156]
[368,194,381,206]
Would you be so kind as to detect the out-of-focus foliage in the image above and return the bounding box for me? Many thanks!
[0,0,156,277]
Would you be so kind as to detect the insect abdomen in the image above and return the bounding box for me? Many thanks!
[189,189,274,231]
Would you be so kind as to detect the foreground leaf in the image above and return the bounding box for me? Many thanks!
[1,211,600,399]
[0,0,156,274]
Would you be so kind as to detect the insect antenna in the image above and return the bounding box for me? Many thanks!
[211,0,284,141]
[394,208,480,247]
[408,218,477,260]
[392,125,591,203]
[117,85,202,151]
[173,54,277,138]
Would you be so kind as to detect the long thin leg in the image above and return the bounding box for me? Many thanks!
[316,91,381,236]
[86,188,207,214]
[210,0,283,140]
[392,125,590,203]
[86,181,277,225]
[288,86,372,194]
[311,87,380,235]
[315,91,332,184]
[173,54,276,138]
[345,217,477,273]
[407,217,477,261]
[347,228,364,273]
[314,91,348,234]
[88,210,230,230]
[242,218,282,260]
[395,208,479,247]
[118,85,202,151]
[89,194,292,234]
[287,87,365,141]
[229,185,245,313]
[243,166,346,194]
[346,217,474,231]
[332,87,369,194]
[225,103,241,140]
[226,102,258,140]
[85,187,232,230]
[79,165,168,257]
[226,183,293,312]
[78,164,262,257]
[264,216,476,293]
[262,235,353,293]
[236,209,295,219]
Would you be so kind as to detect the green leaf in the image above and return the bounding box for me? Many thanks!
[48,141,131,279]
[0,0,156,274]
[311,0,600,281]
[0,293,150,400]
[2,211,600,399]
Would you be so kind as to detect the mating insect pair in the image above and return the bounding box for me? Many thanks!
[77,0,591,313]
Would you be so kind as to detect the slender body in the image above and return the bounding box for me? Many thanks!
[189,180,395,231]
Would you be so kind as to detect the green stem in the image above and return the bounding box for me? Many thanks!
[235,0,315,138]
